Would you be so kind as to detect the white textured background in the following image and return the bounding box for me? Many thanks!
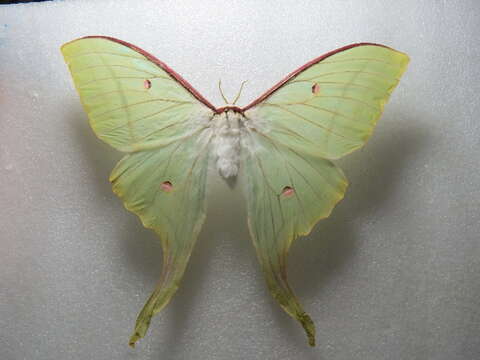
[1,1,479,359]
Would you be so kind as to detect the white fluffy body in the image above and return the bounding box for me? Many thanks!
[211,111,242,178]
[194,109,267,179]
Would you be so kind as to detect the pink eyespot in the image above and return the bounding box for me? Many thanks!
[144,79,152,89]
[281,186,295,197]
[311,83,320,94]
[161,181,173,192]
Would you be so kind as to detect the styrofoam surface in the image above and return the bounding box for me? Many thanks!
[1,1,479,359]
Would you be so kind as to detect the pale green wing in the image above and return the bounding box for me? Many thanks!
[110,132,212,347]
[242,44,409,345]
[242,131,347,346]
[61,36,215,152]
[244,44,409,159]
[61,36,215,347]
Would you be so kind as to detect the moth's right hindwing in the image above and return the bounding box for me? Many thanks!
[241,44,409,346]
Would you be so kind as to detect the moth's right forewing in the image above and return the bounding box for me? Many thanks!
[244,44,409,159]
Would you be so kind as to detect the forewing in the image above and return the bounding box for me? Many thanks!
[244,44,409,159]
[61,37,215,346]
[61,36,215,152]
[242,130,348,346]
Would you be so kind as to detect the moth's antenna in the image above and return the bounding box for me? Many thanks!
[232,80,248,105]
[218,79,229,104]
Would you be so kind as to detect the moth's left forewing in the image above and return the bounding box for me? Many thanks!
[61,36,215,152]
[241,44,409,346]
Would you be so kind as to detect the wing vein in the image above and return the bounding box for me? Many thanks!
[93,98,193,119]
[79,75,172,87]
[287,80,386,93]
[315,96,380,111]
[74,64,159,77]
[83,89,149,100]
[259,104,357,141]
[317,57,401,66]
[300,70,400,81]
[108,102,189,132]
[67,50,149,62]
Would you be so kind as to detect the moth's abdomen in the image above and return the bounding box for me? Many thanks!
[214,127,240,178]
[211,112,242,178]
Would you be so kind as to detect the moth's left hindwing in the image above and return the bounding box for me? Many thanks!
[61,37,214,347]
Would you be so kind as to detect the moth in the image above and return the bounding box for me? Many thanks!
[61,36,409,347]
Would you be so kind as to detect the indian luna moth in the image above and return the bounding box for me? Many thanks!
[61,36,409,347]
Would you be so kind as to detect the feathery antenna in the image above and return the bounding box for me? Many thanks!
[232,81,248,105]
[218,80,229,104]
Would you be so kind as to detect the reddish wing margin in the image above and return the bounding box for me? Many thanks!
[69,38,392,115]
[75,35,218,112]
[241,42,390,112]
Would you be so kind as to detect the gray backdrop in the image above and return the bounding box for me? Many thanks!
[1,1,479,359]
